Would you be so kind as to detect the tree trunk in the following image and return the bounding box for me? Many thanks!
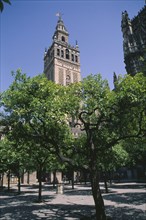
[91,170,107,220]
[17,173,21,194]
[27,171,30,184]
[21,170,24,184]
[7,170,10,191]
[38,165,43,202]
[2,174,4,187]
[72,170,74,189]
[103,172,108,193]
[53,171,57,188]
[0,173,4,187]
[84,170,87,185]
[108,171,112,185]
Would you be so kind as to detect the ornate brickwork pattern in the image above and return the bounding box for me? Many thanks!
[59,68,64,85]
[73,72,78,83]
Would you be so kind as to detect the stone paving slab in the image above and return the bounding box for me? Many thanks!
[0,182,146,219]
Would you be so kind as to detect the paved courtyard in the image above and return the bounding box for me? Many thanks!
[0,182,146,219]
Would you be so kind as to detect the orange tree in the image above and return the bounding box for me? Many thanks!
[0,70,80,201]
[57,73,146,219]
[1,70,146,218]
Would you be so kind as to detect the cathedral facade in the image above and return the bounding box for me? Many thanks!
[121,6,146,76]
[44,15,81,85]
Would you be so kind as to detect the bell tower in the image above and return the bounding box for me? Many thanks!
[44,14,81,85]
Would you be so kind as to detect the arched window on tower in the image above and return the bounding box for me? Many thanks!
[61,50,64,58]
[62,36,65,42]
[57,48,60,56]
[75,55,78,62]
[66,49,70,60]
[72,54,74,62]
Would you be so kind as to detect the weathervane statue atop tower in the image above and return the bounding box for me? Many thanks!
[56,12,63,21]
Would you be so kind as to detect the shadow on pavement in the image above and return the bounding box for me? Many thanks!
[0,201,95,220]
[1,200,145,220]
[110,183,146,190]
[105,205,146,220]
[64,188,92,196]
[103,192,146,206]
[1,183,146,219]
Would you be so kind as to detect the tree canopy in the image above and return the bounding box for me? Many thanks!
[0,0,11,12]
[1,70,146,219]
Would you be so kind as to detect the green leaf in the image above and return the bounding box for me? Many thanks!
[3,0,11,5]
[0,1,4,12]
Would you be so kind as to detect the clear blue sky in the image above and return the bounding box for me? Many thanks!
[1,0,145,91]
